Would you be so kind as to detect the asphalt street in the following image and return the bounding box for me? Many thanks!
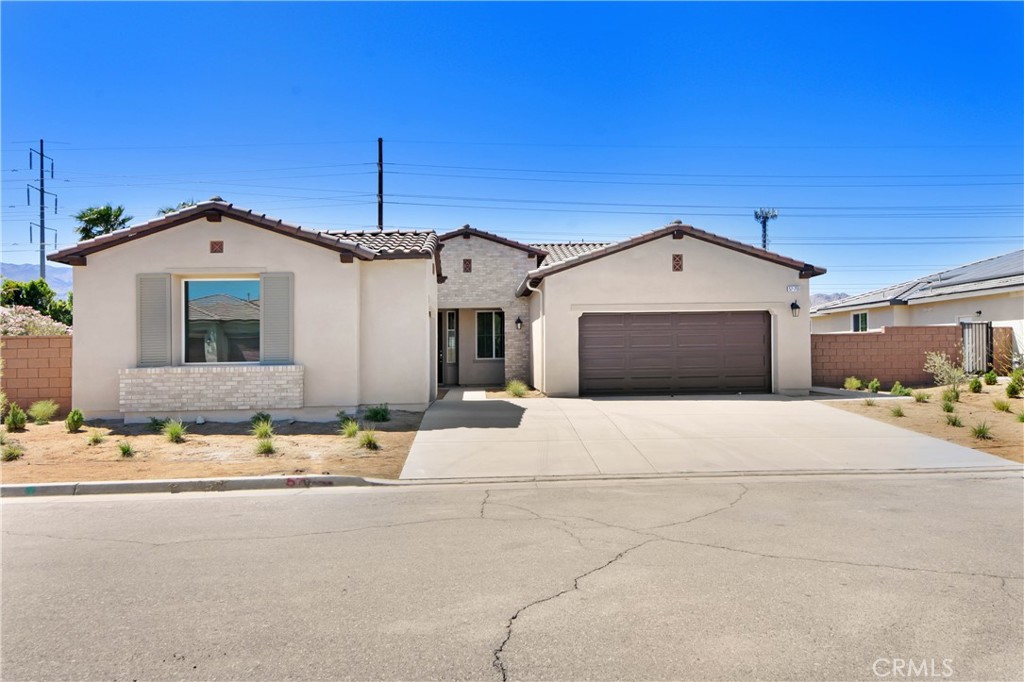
[2,472,1022,681]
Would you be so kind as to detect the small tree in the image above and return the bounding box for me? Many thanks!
[923,352,967,393]
[1,278,55,313]
[73,204,132,241]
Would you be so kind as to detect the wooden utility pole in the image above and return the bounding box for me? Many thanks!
[377,137,384,232]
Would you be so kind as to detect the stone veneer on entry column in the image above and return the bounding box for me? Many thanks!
[119,365,304,413]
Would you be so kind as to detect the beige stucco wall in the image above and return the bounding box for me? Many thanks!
[811,289,1023,355]
[70,216,435,420]
[526,235,814,396]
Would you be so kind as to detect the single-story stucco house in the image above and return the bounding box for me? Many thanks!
[50,198,826,421]
[811,250,1024,358]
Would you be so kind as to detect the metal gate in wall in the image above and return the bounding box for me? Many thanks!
[961,321,993,374]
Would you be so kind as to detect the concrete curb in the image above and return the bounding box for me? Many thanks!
[0,474,383,498]
[5,466,1020,498]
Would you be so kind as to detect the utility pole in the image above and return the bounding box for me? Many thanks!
[754,208,777,250]
[377,137,384,232]
[28,139,57,280]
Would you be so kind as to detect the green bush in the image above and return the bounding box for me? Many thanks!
[2,443,24,461]
[1012,368,1024,385]
[889,381,912,397]
[993,400,1011,413]
[118,441,135,458]
[365,404,390,422]
[968,376,982,393]
[5,404,27,432]
[255,438,276,455]
[945,414,963,427]
[250,412,272,427]
[1017,412,1024,423]
[148,417,168,433]
[0,390,7,422]
[941,388,960,403]
[162,419,187,443]
[340,418,359,438]
[843,376,862,391]
[941,400,955,413]
[27,399,59,424]
[912,391,930,403]
[1007,382,1021,399]
[251,419,275,439]
[359,428,380,450]
[87,430,105,446]
[506,379,528,397]
[867,378,881,393]
[890,405,905,418]
[970,422,993,440]
[984,371,998,385]
[64,408,85,433]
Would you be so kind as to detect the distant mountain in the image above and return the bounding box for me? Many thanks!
[810,292,849,307]
[1,262,73,298]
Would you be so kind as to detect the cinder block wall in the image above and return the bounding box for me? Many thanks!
[1,336,73,414]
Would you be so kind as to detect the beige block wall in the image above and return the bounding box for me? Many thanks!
[70,216,434,419]
[528,235,814,396]
[438,233,534,382]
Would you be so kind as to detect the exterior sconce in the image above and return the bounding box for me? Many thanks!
[515,317,523,330]
[790,301,800,318]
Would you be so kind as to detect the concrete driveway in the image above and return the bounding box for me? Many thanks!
[400,389,1014,479]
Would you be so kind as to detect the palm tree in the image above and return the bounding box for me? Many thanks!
[73,204,133,241]
[157,200,197,216]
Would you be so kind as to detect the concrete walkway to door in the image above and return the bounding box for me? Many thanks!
[400,388,1015,479]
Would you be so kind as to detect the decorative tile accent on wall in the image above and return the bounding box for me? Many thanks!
[462,258,472,273]
[210,241,224,253]
[672,254,683,271]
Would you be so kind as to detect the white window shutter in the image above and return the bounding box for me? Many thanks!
[260,272,294,364]
[137,273,171,367]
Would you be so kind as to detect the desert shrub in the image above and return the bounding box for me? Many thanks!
[923,352,966,392]
[5,404,27,432]
[148,417,168,433]
[843,376,862,391]
[87,430,105,446]
[28,400,59,424]
[968,376,982,393]
[1007,382,1022,399]
[506,379,528,397]
[863,398,876,407]
[0,390,7,422]
[250,412,272,427]
[912,391,930,403]
[365,404,390,422]
[993,399,1011,413]
[340,418,359,438]
[890,405,905,418]
[970,422,993,440]
[984,371,998,385]
[889,381,912,397]
[0,305,71,336]
[0,431,5,446]
[941,388,960,403]
[941,400,955,413]
[251,419,275,439]
[945,414,963,427]
[2,443,24,461]
[118,441,135,458]
[867,378,881,393]
[359,428,380,450]
[1017,412,1024,423]
[1012,368,1024,385]
[65,408,85,433]
[255,438,276,455]
[162,419,187,443]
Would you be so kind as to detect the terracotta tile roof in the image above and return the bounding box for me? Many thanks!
[516,221,826,296]
[530,242,611,266]
[187,294,260,322]
[323,230,440,259]
[439,225,547,257]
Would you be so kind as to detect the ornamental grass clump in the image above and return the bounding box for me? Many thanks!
[970,422,993,440]
[340,418,359,439]
[2,442,24,461]
[890,405,905,418]
[912,391,930,403]
[255,438,276,456]
[251,419,275,439]
[506,379,528,398]
[993,400,1011,413]
[359,428,380,451]
[941,400,955,413]
[27,400,59,425]
[162,419,187,443]
[87,430,105,446]
[118,441,136,458]
[945,414,963,427]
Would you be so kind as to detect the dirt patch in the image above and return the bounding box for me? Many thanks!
[0,411,422,484]
[826,385,1023,463]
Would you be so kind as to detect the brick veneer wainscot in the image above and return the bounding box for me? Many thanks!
[119,364,304,413]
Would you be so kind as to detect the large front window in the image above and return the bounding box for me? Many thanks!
[476,311,504,359]
[184,279,261,363]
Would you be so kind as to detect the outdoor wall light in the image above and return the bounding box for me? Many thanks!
[790,301,801,317]
[515,316,523,330]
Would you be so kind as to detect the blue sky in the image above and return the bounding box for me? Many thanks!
[2,1,1022,295]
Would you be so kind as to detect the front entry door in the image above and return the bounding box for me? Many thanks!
[438,309,459,385]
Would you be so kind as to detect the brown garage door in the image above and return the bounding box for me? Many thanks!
[579,312,771,395]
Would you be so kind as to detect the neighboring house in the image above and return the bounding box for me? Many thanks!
[48,198,442,422]
[811,250,1024,357]
[438,221,825,397]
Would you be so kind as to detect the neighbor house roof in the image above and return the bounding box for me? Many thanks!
[48,198,441,266]
[439,225,547,258]
[811,249,1024,314]
[530,242,611,266]
[516,222,826,296]
[187,294,260,322]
